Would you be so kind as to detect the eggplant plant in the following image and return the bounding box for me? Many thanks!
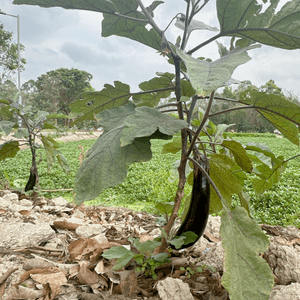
[13,0,300,299]
[0,95,70,192]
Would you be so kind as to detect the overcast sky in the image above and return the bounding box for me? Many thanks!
[1,0,300,97]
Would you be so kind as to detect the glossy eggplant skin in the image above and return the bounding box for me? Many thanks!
[174,158,210,249]
[25,167,36,192]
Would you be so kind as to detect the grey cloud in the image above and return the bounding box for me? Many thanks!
[61,42,121,66]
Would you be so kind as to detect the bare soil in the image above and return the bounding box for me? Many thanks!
[0,131,102,149]
[0,190,300,300]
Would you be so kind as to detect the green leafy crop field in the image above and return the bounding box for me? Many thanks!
[0,135,299,226]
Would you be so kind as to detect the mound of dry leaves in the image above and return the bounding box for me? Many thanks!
[0,190,299,300]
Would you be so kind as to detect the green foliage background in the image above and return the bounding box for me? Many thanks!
[0,135,299,226]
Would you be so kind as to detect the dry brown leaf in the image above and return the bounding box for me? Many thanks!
[68,265,80,279]
[53,220,81,230]
[23,258,56,270]
[140,233,154,243]
[32,272,67,300]
[41,282,61,300]
[204,230,220,243]
[77,261,108,288]
[16,267,60,286]
[0,267,18,284]
[120,270,138,297]
[2,285,43,299]
[68,238,102,262]
[0,282,5,298]
[31,271,67,285]
[19,210,31,216]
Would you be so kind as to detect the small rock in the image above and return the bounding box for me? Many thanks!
[156,277,194,300]
[201,241,224,272]
[92,233,108,244]
[206,216,221,240]
[49,196,69,206]
[75,224,106,238]
[0,197,10,209]
[0,222,55,248]
[265,244,300,284]
[3,193,19,203]
[270,283,300,300]
[9,204,30,212]
[19,199,33,207]
[193,236,215,257]
[149,228,161,237]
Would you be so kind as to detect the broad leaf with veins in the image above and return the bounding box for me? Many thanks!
[221,206,274,300]
[239,89,300,146]
[70,81,131,124]
[217,0,300,49]
[120,106,187,146]
[0,141,20,161]
[74,103,186,203]
[176,44,260,94]
[74,125,153,203]
[102,0,162,50]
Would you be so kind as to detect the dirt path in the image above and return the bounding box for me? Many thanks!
[0,131,102,149]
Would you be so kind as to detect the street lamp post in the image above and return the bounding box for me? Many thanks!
[0,10,22,128]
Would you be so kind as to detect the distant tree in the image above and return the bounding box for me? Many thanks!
[43,68,93,115]
[285,90,300,105]
[0,21,26,91]
[259,79,284,96]
[211,81,276,132]
[23,68,94,126]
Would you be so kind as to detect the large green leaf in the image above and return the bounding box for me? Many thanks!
[41,134,56,172]
[252,161,287,196]
[176,45,260,94]
[133,73,175,107]
[74,102,185,203]
[245,141,282,166]
[95,102,136,134]
[13,0,117,13]
[259,110,299,146]
[70,81,131,124]
[0,99,10,105]
[102,0,162,50]
[161,136,182,154]
[120,106,187,146]
[221,206,274,300]
[209,154,243,213]
[0,121,15,136]
[222,140,252,173]
[240,90,300,145]
[56,150,71,173]
[74,126,152,203]
[180,79,195,98]
[217,0,300,50]
[102,17,161,51]
[0,141,20,161]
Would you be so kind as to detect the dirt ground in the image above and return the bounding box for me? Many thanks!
[0,131,102,143]
[0,131,102,149]
[0,190,300,300]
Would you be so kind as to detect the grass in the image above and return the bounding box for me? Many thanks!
[231,136,300,227]
[0,138,191,213]
[0,134,299,226]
